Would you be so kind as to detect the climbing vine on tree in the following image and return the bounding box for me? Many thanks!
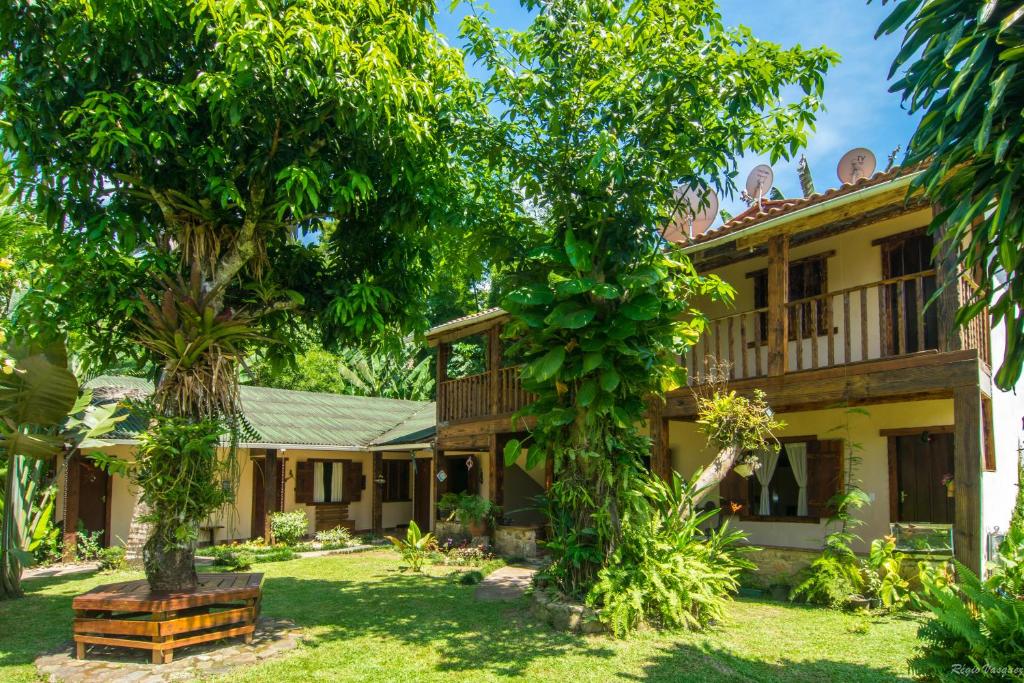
[462,0,836,605]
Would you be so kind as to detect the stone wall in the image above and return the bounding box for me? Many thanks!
[494,525,539,559]
[742,546,818,588]
[531,589,606,634]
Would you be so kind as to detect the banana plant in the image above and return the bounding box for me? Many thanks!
[0,337,124,599]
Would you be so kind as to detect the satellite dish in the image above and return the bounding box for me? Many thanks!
[745,164,774,200]
[837,148,877,184]
[664,185,719,243]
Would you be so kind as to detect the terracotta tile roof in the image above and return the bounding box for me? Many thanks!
[685,164,925,249]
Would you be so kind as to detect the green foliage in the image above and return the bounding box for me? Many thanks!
[459,570,485,586]
[695,388,785,473]
[204,540,298,567]
[74,528,104,563]
[875,0,1024,389]
[438,493,501,528]
[863,537,911,611]
[0,0,487,370]
[1012,449,1024,537]
[97,546,128,573]
[790,534,864,608]
[465,0,833,601]
[910,534,1024,681]
[314,526,354,549]
[270,510,310,546]
[587,472,755,636]
[386,520,435,572]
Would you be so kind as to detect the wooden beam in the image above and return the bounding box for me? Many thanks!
[879,425,954,437]
[371,453,383,535]
[953,386,984,574]
[432,446,447,513]
[426,314,511,346]
[545,454,554,491]
[263,448,278,543]
[767,234,789,376]
[665,350,986,418]
[488,327,502,416]
[648,401,671,481]
[488,433,506,507]
[934,204,966,353]
[62,452,80,562]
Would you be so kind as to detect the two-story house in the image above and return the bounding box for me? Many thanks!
[426,164,1021,577]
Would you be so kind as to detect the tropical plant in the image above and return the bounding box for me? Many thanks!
[586,472,755,636]
[0,337,123,599]
[1012,448,1024,537]
[97,546,128,573]
[74,527,104,563]
[790,533,865,608]
[465,0,834,604]
[269,510,309,546]
[386,520,435,572]
[862,536,911,611]
[910,533,1024,681]
[874,0,1024,389]
[314,526,354,549]
[438,492,501,529]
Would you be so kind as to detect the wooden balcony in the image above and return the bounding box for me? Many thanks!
[438,366,534,424]
[686,271,991,384]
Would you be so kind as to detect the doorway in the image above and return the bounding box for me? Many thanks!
[889,432,955,524]
[76,459,110,546]
[413,458,432,530]
[251,457,285,539]
[444,455,480,495]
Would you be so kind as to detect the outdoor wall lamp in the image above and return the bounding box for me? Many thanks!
[374,473,386,486]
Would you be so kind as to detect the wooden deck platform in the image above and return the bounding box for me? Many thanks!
[72,573,263,665]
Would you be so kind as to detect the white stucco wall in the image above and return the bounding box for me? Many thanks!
[985,320,1024,555]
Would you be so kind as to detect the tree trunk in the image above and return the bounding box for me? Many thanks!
[690,443,742,509]
[143,522,198,592]
[0,455,25,599]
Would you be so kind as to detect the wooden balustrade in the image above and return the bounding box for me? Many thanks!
[683,270,988,383]
[438,366,535,423]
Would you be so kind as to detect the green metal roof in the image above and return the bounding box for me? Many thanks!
[84,375,436,449]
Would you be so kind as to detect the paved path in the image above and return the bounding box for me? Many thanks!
[22,562,100,580]
[474,565,537,601]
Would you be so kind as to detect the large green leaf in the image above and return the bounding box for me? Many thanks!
[544,302,597,329]
[620,294,661,321]
[0,353,79,428]
[528,347,566,383]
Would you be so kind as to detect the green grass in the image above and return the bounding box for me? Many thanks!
[0,551,926,682]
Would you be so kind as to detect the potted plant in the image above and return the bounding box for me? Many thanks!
[438,492,501,537]
[941,473,955,498]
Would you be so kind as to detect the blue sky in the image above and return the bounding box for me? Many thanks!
[435,1,920,224]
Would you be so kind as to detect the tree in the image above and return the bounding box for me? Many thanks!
[874,0,1024,389]
[464,0,834,604]
[0,0,481,589]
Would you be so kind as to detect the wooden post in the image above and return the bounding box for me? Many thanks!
[488,433,505,507]
[934,205,966,353]
[953,385,983,574]
[263,448,278,543]
[371,453,383,535]
[488,326,502,416]
[648,400,671,481]
[432,446,447,524]
[545,454,554,491]
[62,452,80,562]
[767,234,790,376]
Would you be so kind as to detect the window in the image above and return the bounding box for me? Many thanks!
[313,461,344,503]
[383,460,411,502]
[752,255,829,342]
[878,229,938,354]
[294,459,363,505]
[719,439,842,522]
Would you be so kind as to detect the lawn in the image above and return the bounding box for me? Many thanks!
[0,551,925,682]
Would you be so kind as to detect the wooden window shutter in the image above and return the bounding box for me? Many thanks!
[718,469,750,515]
[808,439,843,517]
[343,460,363,503]
[295,461,314,504]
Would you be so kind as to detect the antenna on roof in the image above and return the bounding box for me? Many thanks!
[741,164,774,207]
[885,145,901,172]
[837,148,876,184]
[664,184,719,243]
[797,155,815,197]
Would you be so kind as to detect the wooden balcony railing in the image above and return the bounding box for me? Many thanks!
[438,365,535,423]
[685,271,989,383]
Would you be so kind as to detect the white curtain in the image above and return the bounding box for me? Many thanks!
[313,462,325,503]
[786,442,809,517]
[330,462,345,502]
[755,446,781,516]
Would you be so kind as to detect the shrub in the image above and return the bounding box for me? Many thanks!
[98,546,127,572]
[386,520,435,572]
[790,535,863,608]
[270,510,309,546]
[206,541,297,567]
[75,528,104,562]
[314,526,353,549]
[862,536,911,611]
[459,570,485,585]
[910,532,1024,681]
[437,492,501,529]
[434,539,494,567]
[586,472,755,637]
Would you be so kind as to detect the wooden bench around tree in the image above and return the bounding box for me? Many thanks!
[72,573,263,665]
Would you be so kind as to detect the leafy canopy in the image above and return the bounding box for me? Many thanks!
[875,0,1024,389]
[0,0,481,367]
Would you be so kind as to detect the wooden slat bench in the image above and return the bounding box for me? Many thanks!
[72,573,263,664]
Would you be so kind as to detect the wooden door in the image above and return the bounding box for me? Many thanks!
[891,433,955,523]
[413,459,432,530]
[251,458,285,539]
[77,460,110,546]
